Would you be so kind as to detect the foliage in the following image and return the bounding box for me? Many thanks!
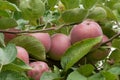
[1,0,120,80]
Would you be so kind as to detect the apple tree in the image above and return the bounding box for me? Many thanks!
[1,0,120,80]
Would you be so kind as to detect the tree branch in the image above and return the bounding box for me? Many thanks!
[0,27,56,34]
[0,23,78,34]
[101,32,120,45]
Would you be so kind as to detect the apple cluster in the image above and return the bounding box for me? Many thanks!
[4,19,110,80]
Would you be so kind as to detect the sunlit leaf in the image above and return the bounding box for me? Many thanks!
[10,35,46,60]
[3,58,32,72]
[0,0,20,11]
[67,71,87,80]
[0,70,29,80]
[0,17,18,29]
[81,0,98,9]
[41,72,60,80]
[61,8,88,24]
[0,43,17,65]
[61,37,102,71]
[61,0,80,9]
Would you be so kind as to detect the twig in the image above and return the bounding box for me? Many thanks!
[0,22,78,34]
[0,27,56,34]
[101,32,120,45]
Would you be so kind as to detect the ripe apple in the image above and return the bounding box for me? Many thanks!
[48,33,71,61]
[70,19,103,44]
[28,33,51,53]
[102,35,111,45]
[27,61,50,80]
[4,28,19,42]
[16,46,29,64]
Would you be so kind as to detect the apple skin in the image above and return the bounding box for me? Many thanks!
[102,35,108,43]
[16,46,29,64]
[27,61,50,80]
[70,19,103,44]
[4,28,19,42]
[48,33,71,61]
[102,35,111,45]
[28,33,51,53]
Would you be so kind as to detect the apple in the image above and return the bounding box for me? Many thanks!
[48,33,71,61]
[27,61,50,80]
[102,35,111,45]
[28,33,51,52]
[70,19,103,44]
[4,28,19,42]
[16,46,29,64]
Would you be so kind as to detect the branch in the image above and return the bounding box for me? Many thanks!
[101,32,120,45]
[0,27,56,34]
[0,23,78,34]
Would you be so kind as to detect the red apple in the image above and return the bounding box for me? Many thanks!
[102,35,111,45]
[48,33,71,61]
[28,33,51,53]
[4,28,19,42]
[27,61,50,80]
[16,46,29,64]
[102,35,109,43]
[70,19,103,44]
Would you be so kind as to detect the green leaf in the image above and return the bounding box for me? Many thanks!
[61,36,102,71]
[0,10,9,17]
[88,7,107,21]
[105,0,119,9]
[112,39,120,49]
[77,64,95,77]
[48,0,58,9]
[3,58,32,72]
[10,35,46,60]
[61,8,88,24]
[67,71,87,80]
[53,66,61,74]
[0,17,18,29]
[0,43,17,65]
[19,0,45,20]
[88,73,104,80]
[0,70,29,80]
[81,0,98,9]
[40,72,60,80]
[61,0,80,9]
[101,71,117,80]
[109,49,120,63]
[108,65,120,75]
[0,33,5,47]
[101,26,116,38]
[101,5,117,20]
[0,0,20,11]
